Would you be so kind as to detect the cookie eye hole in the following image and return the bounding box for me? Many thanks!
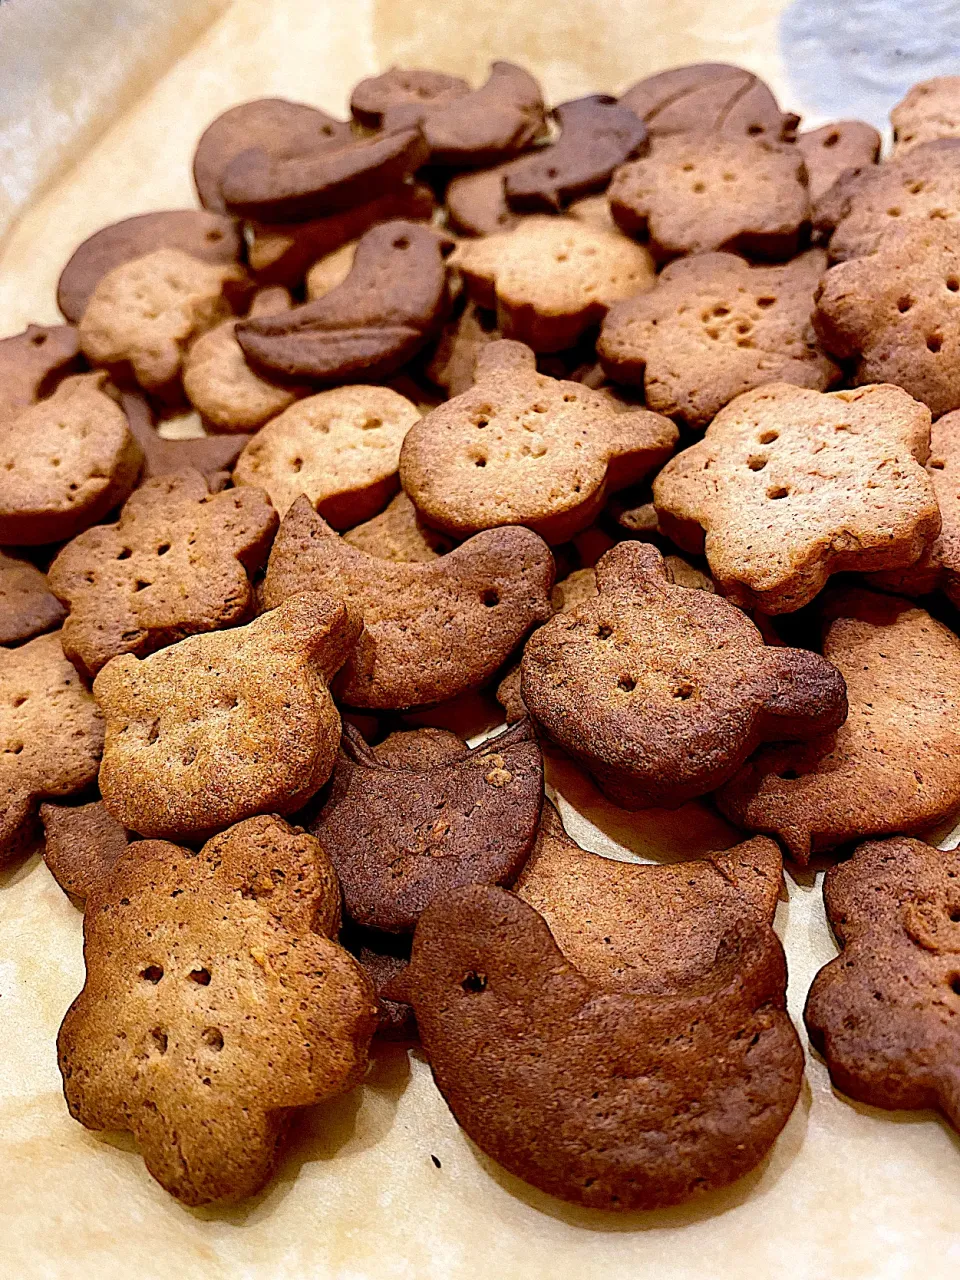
[290,457,303,473]
[756,295,776,308]
[188,967,212,986]
[156,543,171,556]
[747,456,767,471]
[822,131,840,149]
[758,430,778,444]
[927,334,943,353]
[887,207,901,218]
[897,296,913,313]
[617,674,636,692]
[474,456,487,467]
[747,124,764,136]
[767,485,790,501]
[150,1028,168,1054]
[950,974,960,996]
[947,277,960,292]
[30,332,48,346]
[202,1027,224,1051]
[206,229,224,242]
[546,166,559,179]
[140,965,164,984]
[461,971,486,994]
[117,547,132,560]
[392,236,410,250]
[595,624,613,640]
[672,682,694,701]
[692,181,706,194]
[482,589,500,608]
[949,910,960,923]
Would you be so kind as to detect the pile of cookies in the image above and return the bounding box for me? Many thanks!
[4,59,960,1211]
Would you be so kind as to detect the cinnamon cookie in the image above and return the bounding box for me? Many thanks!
[41,799,129,907]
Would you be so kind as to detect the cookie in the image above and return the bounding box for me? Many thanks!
[48,471,278,679]
[424,302,501,397]
[598,250,841,427]
[236,221,453,381]
[232,384,419,523]
[797,121,880,204]
[652,382,939,613]
[891,76,960,156]
[817,139,960,262]
[57,814,378,1205]
[1,632,104,863]
[399,340,677,543]
[78,249,247,393]
[454,215,656,352]
[400,884,802,1210]
[120,391,250,488]
[40,799,129,906]
[57,211,243,324]
[342,491,454,562]
[192,98,355,213]
[804,837,960,1129]
[341,923,417,1040]
[813,222,960,418]
[718,589,960,862]
[0,373,143,546]
[352,61,545,167]
[520,541,846,809]
[95,591,360,841]
[504,95,648,212]
[0,324,82,422]
[445,162,524,237]
[310,720,542,933]
[0,551,66,646]
[619,62,798,142]
[262,497,554,710]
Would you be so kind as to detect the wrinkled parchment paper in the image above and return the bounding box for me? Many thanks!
[2,1,960,1276]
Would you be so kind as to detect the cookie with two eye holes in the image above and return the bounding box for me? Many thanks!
[261,497,554,710]
[236,221,453,382]
[652,382,940,614]
[520,541,847,810]
[47,469,278,679]
[804,836,960,1132]
[309,720,543,934]
[94,591,360,842]
[399,340,676,544]
[598,250,841,428]
[718,589,960,864]
[618,62,799,143]
[57,814,378,1206]
[0,323,82,422]
[394,883,803,1211]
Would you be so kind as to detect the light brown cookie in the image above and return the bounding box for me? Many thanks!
[399,340,677,543]
[813,222,960,418]
[120,391,250,488]
[598,250,841,427]
[804,836,960,1129]
[0,324,82,423]
[58,814,378,1205]
[262,497,554,710]
[1,632,104,863]
[48,471,278,679]
[95,592,360,841]
[718,589,960,862]
[454,215,656,352]
[609,135,810,263]
[619,62,798,142]
[891,76,960,156]
[652,382,939,613]
[797,121,881,203]
[232,385,419,524]
[40,799,130,906]
[0,551,65,646]
[342,491,454,562]
[0,373,143,546]
[78,249,247,393]
[423,302,501,397]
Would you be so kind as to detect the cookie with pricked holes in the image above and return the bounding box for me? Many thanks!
[891,77,960,156]
[0,324,82,422]
[797,121,880,204]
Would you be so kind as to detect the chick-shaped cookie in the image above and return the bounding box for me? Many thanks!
[95,592,359,841]
[653,382,940,613]
[58,815,378,1205]
[400,341,676,544]
[49,470,278,678]
[521,542,847,810]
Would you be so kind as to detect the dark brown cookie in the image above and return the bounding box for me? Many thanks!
[504,95,648,212]
[445,162,523,236]
[351,68,471,128]
[236,221,452,381]
[261,496,554,710]
[805,837,960,1130]
[0,324,82,422]
[0,551,65,646]
[57,211,243,324]
[341,923,417,1040]
[310,720,542,933]
[40,799,130,906]
[521,541,847,809]
[619,62,798,142]
[120,392,250,489]
[400,884,803,1210]
[424,301,501,397]
[797,121,881,204]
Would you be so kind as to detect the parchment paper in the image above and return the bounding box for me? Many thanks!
[2,2,960,1277]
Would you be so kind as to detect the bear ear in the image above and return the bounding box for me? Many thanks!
[474,338,538,379]
[757,646,848,740]
[258,591,362,680]
[594,539,669,595]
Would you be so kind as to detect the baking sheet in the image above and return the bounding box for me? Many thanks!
[2,1,960,1276]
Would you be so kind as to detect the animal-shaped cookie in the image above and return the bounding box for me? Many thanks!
[342,491,453,562]
[797,121,880,203]
[0,551,65,645]
[0,323,81,422]
[445,161,526,237]
[236,222,452,381]
[119,391,250,487]
[48,471,278,678]
[598,250,841,427]
[310,721,543,932]
[342,924,416,1041]
[41,800,130,907]
[399,341,677,543]
[58,815,378,1205]
[262,498,554,710]
[399,884,803,1210]
[232,385,420,523]
[718,589,960,863]
[814,222,960,417]
[351,68,470,127]
[520,542,847,809]
[0,373,143,546]
[619,62,798,142]
[608,135,810,263]
[891,76,960,156]
[424,302,501,397]
[1,632,104,863]
[78,249,247,393]
[804,837,960,1130]
[652,383,939,613]
[95,592,360,841]
[454,215,655,352]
